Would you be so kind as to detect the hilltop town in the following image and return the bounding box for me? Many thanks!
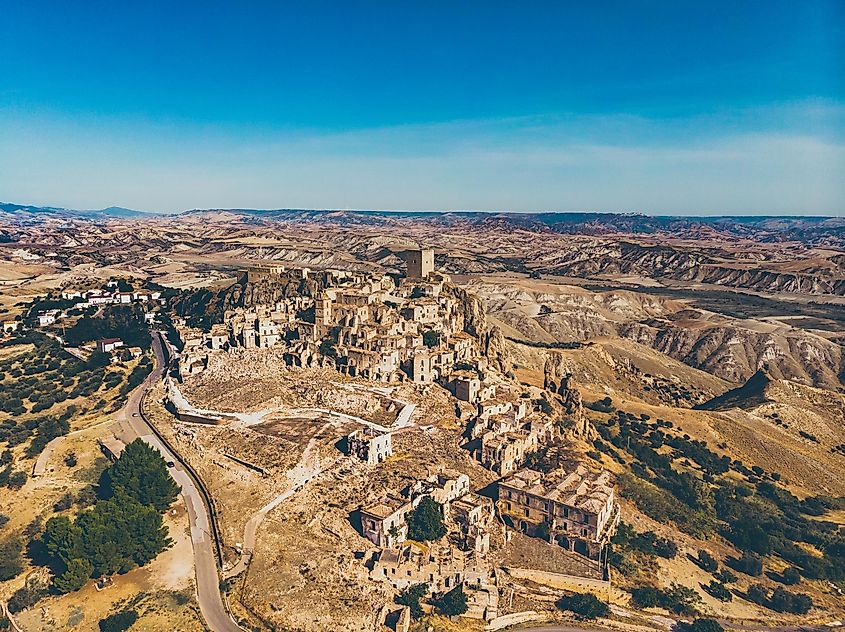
[155,249,619,628]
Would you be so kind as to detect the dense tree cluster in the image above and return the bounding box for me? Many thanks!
[596,407,845,590]
[65,304,151,349]
[0,333,151,458]
[40,440,176,594]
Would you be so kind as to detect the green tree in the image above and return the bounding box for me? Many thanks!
[682,620,724,632]
[76,492,172,576]
[422,330,440,348]
[396,583,429,619]
[100,439,179,511]
[99,609,138,632]
[556,592,610,620]
[435,585,468,617]
[0,537,24,581]
[406,497,447,542]
[43,516,84,565]
[52,558,93,593]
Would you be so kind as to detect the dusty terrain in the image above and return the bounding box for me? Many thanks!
[2,208,845,630]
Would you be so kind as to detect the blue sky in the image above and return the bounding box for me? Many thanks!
[1,1,843,214]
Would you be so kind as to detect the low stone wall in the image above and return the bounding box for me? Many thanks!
[504,567,611,598]
[485,610,542,631]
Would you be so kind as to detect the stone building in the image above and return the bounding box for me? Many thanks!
[346,427,393,465]
[496,464,620,560]
[360,495,415,548]
[479,429,538,475]
[404,248,434,279]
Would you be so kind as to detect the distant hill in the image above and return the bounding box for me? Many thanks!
[0,202,156,218]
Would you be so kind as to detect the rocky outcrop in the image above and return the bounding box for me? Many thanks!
[445,283,487,339]
[619,320,845,390]
[543,354,589,437]
[481,325,509,373]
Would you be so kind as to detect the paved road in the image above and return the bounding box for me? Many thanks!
[118,333,243,632]
[515,626,614,632]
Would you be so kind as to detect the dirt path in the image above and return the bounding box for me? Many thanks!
[31,418,116,477]
[222,427,326,580]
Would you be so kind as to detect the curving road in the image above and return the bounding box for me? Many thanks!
[118,332,243,632]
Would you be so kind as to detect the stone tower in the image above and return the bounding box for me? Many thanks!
[405,248,434,278]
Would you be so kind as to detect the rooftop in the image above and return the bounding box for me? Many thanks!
[501,464,615,515]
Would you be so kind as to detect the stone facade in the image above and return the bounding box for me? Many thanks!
[497,465,620,560]
[347,427,393,465]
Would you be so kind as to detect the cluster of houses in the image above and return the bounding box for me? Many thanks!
[353,455,619,622]
[175,249,486,386]
[357,468,500,620]
[165,249,621,623]
[35,281,162,327]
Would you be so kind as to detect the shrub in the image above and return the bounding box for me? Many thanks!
[703,581,732,602]
[587,397,614,413]
[556,592,610,620]
[713,569,737,584]
[681,620,725,632]
[662,583,702,615]
[99,609,138,632]
[697,549,718,572]
[7,470,27,490]
[53,492,74,512]
[630,586,661,608]
[652,537,678,559]
[396,583,428,619]
[769,587,813,614]
[780,567,801,585]
[0,538,24,581]
[7,581,48,614]
[434,585,468,617]
[422,330,441,348]
[728,552,763,576]
[632,583,702,615]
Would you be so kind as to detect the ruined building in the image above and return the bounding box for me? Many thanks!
[497,464,620,561]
